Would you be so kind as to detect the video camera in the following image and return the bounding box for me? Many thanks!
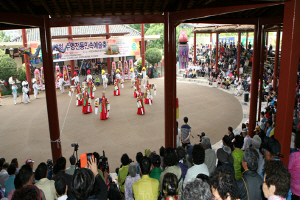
[71,143,79,151]
[47,159,53,179]
[100,150,109,172]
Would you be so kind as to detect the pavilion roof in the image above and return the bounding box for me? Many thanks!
[193,24,256,33]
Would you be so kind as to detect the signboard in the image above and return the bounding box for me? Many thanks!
[52,38,140,61]
[212,37,235,45]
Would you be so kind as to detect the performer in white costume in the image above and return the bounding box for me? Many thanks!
[59,73,65,93]
[22,82,29,104]
[32,80,39,99]
[12,82,18,105]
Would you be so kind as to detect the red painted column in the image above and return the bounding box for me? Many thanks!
[273,29,280,91]
[193,31,196,65]
[275,0,300,167]
[215,33,219,72]
[141,24,145,68]
[21,29,33,95]
[68,27,75,85]
[246,32,248,49]
[258,28,265,122]
[249,21,262,137]
[39,15,62,163]
[237,31,241,80]
[106,25,111,75]
[164,12,177,148]
[265,32,269,61]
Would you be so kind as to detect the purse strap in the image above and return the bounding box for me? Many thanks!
[241,177,249,200]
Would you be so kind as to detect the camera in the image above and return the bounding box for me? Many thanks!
[100,150,109,172]
[71,143,79,151]
[47,159,53,179]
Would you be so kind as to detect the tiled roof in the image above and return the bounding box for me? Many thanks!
[10,25,141,42]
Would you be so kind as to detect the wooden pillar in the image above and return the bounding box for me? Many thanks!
[249,21,262,137]
[237,31,241,80]
[141,24,145,68]
[39,15,62,163]
[106,25,111,75]
[68,27,75,85]
[246,32,248,49]
[265,32,269,61]
[275,0,300,167]
[215,33,219,72]
[273,29,280,91]
[164,12,177,148]
[258,28,265,122]
[193,31,196,64]
[21,29,33,95]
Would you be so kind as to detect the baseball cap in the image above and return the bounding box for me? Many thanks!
[25,159,34,165]
[261,137,283,157]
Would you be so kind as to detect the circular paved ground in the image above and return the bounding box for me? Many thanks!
[0,78,242,170]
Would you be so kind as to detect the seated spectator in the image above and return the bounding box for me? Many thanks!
[183,144,209,188]
[162,173,179,200]
[228,126,234,142]
[160,148,183,198]
[182,178,212,200]
[11,185,45,200]
[232,135,244,180]
[4,164,16,197]
[25,159,34,171]
[149,155,162,181]
[210,165,238,200]
[201,136,216,175]
[257,122,266,142]
[66,155,76,176]
[159,147,165,170]
[7,173,22,200]
[0,162,9,187]
[95,76,100,86]
[236,82,243,96]
[92,152,105,181]
[252,135,264,175]
[34,162,56,200]
[196,173,209,184]
[266,120,273,138]
[263,160,290,200]
[72,158,107,200]
[222,135,233,151]
[118,153,130,195]
[241,128,252,150]
[217,146,234,173]
[52,157,74,199]
[10,159,19,174]
[176,147,189,182]
[136,152,143,175]
[55,176,67,200]
[237,148,262,200]
[125,162,140,200]
[288,132,300,200]
[133,156,159,200]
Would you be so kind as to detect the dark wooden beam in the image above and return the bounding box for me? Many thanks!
[50,15,165,27]
[77,0,84,17]
[51,32,130,39]
[176,0,185,11]
[142,0,148,14]
[185,17,283,25]
[40,0,54,16]
[0,0,12,11]
[185,0,194,9]
[26,0,37,16]
[0,12,43,27]
[0,24,35,31]
[122,0,126,15]
[171,2,283,24]
[152,0,159,14]
[101,0,105,16]
[52,0,63,17]
[112,0,116,15]
[65,0,73,16]
[9,0,20,12]
[89,0,95,16]
[162,0,169,12]
[132,0,137,15]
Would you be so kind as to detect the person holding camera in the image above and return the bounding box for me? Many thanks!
[180,117,191,149]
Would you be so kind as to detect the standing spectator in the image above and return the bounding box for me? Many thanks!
[232,135,244,180]
[136,152,143,176]
[176,147,189,183]
[288,132,300,200]
[266,120,273,138]
[7,173,22,200]
[55,176,68,200]
[183,144,209,188]
[81,61,86,76]
[95,76,100,86]
[149,155,162,182]
[201,136,216,175]
[252,135,265,175]
[182,178,212,200]
[159,147,165,170]
[133,157,159,200]
[65,155,76,176]
[118,153,130,195]
[162,173,180,200]
[10,159,19,174]
[228,126,234,142]
[241,128,252,150]
[0,162,9,187]
[237,148,262,200]
[261,111,267,123]
[263,160,290,200]
[210,165,238,200]
[180,117,192,149]
[4,164,16,197]
[125,162,140,200]
[25,159,34,170]
[35,162,56,200]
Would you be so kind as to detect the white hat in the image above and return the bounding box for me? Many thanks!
[245,120,249,124]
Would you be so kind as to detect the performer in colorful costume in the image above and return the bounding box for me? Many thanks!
[59,73,65,93]
[22,82,29,104]
[87,78,95,99]
[144,85,153,105]
[71,72,79,86]
[82,85,92,114]
[32,79,39,99]
[12,82,18,105]
[142,66,146,78]
[133,77,140,98]
[137,92,145,115]
[75,83,83,106]
[40,67,45,90]
[95,91,110,120]
[87,69,93,82]
[130,68,135,87]
[102,70,108,89]
[63,66,71,86]
[34,69,42,89]
[55,64,61,88]
[124,61,128,80]
[113,75,120,96]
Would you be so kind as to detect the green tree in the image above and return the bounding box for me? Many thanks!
[0,31,11,42]
[17,64,27,82]
[128,24,150,33]
[145,48,162,68]
[0,56,17,81]
[145,23,164,50]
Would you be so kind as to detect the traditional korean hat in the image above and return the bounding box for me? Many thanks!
[102,70,106,74]
[59,73,63,77]
[74,72,77,76]
[87,69,91,74]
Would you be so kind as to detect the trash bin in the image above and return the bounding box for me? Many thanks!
[244,92,249,102]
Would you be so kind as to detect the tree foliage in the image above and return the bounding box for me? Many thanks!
[136,59,148,72]
[0,31,11,42]
[17,64,27,82]
[0,56,17,80]
[127,24,150,33]
[145,48,162,67]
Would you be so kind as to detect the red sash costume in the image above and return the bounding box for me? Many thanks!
[114,79,120,96]
[137,93,145,115]
[100,96,110,120]
[82,91,92,114]
[87,80,94,99]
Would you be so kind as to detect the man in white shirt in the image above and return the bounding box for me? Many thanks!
[66,155,76,176]
[0,162,9,187]
[241,128,252,151]
[35,163,57,200]
[183,144,209,189]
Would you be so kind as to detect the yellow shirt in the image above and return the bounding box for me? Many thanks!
[132,175,160,200]
[118,165,129,193]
